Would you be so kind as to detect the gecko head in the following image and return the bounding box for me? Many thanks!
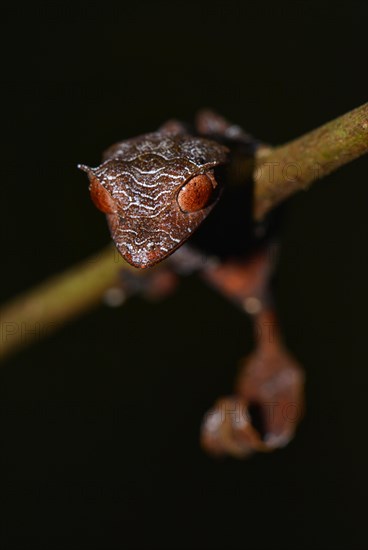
[79,132,229,268]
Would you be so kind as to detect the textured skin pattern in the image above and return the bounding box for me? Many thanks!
[81,131,228,267]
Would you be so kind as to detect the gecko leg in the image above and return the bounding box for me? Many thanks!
[158,119,191,135]
[195,109,256,145]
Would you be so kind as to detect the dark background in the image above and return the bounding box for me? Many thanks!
[1,2,367,549]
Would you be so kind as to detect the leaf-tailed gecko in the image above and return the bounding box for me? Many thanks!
[79,110,304,459]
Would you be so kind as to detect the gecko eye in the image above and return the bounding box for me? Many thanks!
[89,175,117,214]
[177,173,216,213]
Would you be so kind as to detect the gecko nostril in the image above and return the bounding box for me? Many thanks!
[177,173,215,213]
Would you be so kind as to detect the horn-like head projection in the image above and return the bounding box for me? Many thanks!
[79,132,229,268]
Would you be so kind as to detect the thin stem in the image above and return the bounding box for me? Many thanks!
[0,246,129,361]
[254,102,368,219]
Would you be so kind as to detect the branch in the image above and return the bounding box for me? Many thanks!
[254,102,368,219]
[1,103,367,361]
[0,246,130,361]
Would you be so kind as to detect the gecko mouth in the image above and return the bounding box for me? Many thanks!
[110,214,190,268]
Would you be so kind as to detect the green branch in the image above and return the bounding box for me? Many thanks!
[254,102,368,218]
[0,246,129,361]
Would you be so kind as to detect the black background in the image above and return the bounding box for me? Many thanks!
[1,2,368,549]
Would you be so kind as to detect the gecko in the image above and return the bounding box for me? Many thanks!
[79,110,305,459]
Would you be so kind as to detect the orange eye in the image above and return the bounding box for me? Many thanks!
[177,173,215,213]
[89,176,116,214]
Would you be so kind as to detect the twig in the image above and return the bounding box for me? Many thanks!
[0,246,130,361]
[1,103,367,361]
[254,102,368,219]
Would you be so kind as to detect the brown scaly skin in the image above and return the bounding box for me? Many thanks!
[79,111,305,459]
[79,129,228,268]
